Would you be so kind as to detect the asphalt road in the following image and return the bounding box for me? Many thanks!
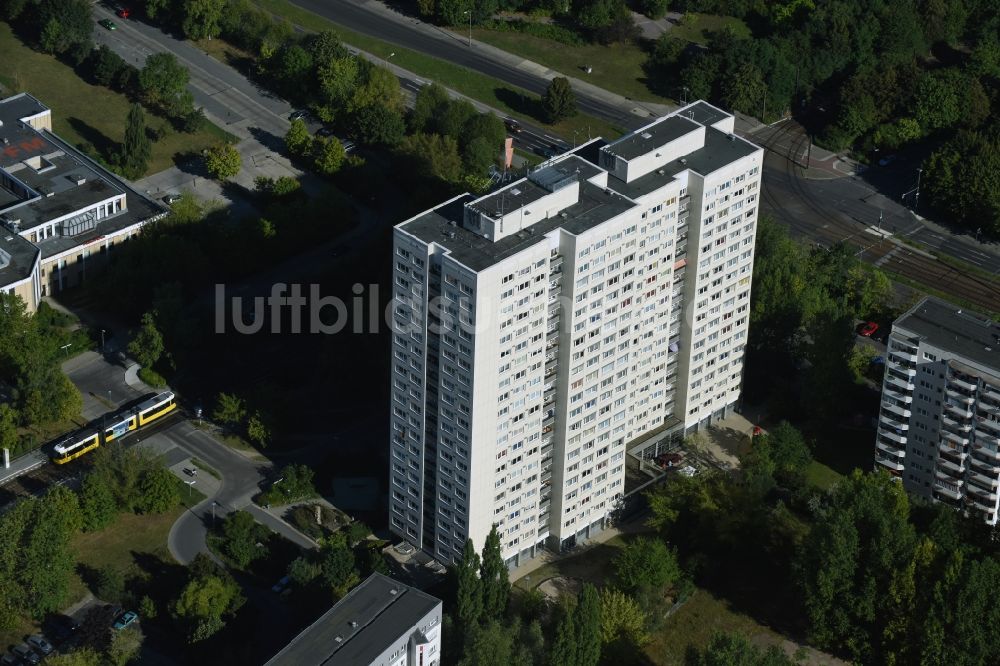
[62,351,144,420]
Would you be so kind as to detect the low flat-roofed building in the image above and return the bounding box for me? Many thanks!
[266,573,442,666]
[0,93,167,311]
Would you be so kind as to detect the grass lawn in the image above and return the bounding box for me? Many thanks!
[251,0,623,141]
[804,460,843,490]
[645,588,783,664]
[669,13,751,45]
[0,23,233,176]
[471,28,670,105]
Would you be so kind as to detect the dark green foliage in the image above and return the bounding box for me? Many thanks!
[219,511,270,569]
[548,607,577,666]
[94,565,126,602]
[320,534,359,597]
[923,130,1000,236]
[120,104,151,179]
[80,473,118,532]
[138,53,194,120]
[613,536,681,593]
[35,0,92,55]
[170,559,245,643]
[350,104,405,146]
[479,525,510,619]
[136,468,181,514]
[686,632,797,665]
[455,538,483,631]
[574,584,601,666]
[541,76,577,123]
[257,464,316,506]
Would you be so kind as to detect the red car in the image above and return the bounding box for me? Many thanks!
[115,6,130,18]
[859,321,879,337]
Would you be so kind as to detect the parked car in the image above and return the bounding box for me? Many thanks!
[43,614,79,643]
[859,321,879,337]
[271,575,291,593]
[26,636,53,656]
[289,110,309,121]
[163,193,183,205]
[98,18,117,30]
[12,645,39,666]
[678,465,698,477]
[113,611,138,630]
[341,140,356,154]
[1,653,19,666]
[115,6,130,18]
[878,154,897,167]
[316,126,336,138]
[504,119,522,134]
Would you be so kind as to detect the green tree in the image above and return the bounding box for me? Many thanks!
[45,485,83,534]
[246,411,271,448]
[640,0,667,19]
[182,0,224,39]
[204,143,242,180]
[288,556,322,586]
[458,618,533,666]
[36,0,92,55]
[0,0,30,20]
[541,77,576,123]
[128,311,164,369]
[613,536,680,593]
[80,473,118,532]
[284,118,311,156]
[106,625,143,666]
[599,588,647,647]
[138,53,193,119]
[721,62,767,119]
[455,538,483,631]
[137,468,180,514]
[574,583,602,666]
[120,104,151,179]
[0,404,18,455]
[320,534,359,598]
[401,133,463,183]
[212,392,246,429]
[351,104,405,146]
[171,574,244,643]
[548,607,577,666]
[87,45,130,88]
[316,56,360,120]
[311,136,346,176]
[913,73,961,132]
[94,565,126,602]
[410,82,450,133]
[479,525,510,619]
[220,510,269,568]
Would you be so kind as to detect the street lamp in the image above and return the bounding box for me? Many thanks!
[100,329,106,353]
[463,10,472,48]
[60,343,72,357]
[572,129,580,148]
[211,501,219,526]
[184,479,196,498]
[915,168,923,211]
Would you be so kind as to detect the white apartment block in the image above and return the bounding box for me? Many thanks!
[875,297,1000,525]
[389,102,764,566]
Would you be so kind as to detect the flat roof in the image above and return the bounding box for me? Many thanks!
[0,230,38,286]
[0,94,167,267]
[400,175,636,272]
[675,100,732,128]
[894,296,1000,374]
[266,573,440,666]
[602,115,700,161]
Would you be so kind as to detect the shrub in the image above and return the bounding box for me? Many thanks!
[138,367,167,388]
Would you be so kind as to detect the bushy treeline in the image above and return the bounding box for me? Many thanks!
[647,0,1000,233]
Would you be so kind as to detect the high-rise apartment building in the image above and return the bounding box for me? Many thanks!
[875,296,1000,525]
[389,102,764,566]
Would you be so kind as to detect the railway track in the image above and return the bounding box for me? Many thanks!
[753,121,1000,314]
[0,411,186,513]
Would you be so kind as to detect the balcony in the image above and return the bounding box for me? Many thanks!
[966,484,998,504]
[549,255,563,270]
[876,440,905,457]
[888,344,918,363]
[885,373,915,393]
[878,428,907,445]
[875,454,905,471]
[944,402,973,420]
[882,386,913,404]
[948,375,978,393]
[879,414,909,431]
[888,354,917,372]
[945,387,976,405]
[881,401,911,419]
[942,429,970,446]
[942,415,972,432]
[936,456,966,476]
[966,491,998,512]
[939,442,968,460]
[978,418,1000,438]
[933,477,963,500]
[973,441,1000,461]
[983,383,1000,400]
[968,469,999,489]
